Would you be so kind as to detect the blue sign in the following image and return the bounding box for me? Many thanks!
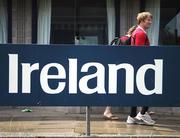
[0,44,180,106]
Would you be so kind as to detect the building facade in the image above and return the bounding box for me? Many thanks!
[0,0,180,115]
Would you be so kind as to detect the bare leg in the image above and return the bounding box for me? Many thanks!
[103,106,119,120]
[103,106,112,117]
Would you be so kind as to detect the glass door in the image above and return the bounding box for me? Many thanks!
[51,0,108,45]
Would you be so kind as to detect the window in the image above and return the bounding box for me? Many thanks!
[159,0,180,45]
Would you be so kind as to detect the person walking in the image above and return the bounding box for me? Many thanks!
[126,12,155,125]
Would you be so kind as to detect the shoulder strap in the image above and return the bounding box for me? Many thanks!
[131,35,136,45]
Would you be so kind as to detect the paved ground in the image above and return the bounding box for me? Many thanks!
[0,107,180,137]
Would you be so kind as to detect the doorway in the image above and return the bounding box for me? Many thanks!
[159,0,180,45]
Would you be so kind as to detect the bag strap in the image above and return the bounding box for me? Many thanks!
[110,37,120,45]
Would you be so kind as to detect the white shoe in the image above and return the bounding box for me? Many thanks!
[136,112,155,125]
[126,116,144,125]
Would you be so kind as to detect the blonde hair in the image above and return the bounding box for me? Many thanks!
[137,12,152,24]
[127,25,137,35]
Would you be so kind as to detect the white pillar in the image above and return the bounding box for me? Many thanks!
[12,0,32,43]
[120,0,140,36]
[145,0,160,46]
[106,0,115,44]
[37,0,51,44]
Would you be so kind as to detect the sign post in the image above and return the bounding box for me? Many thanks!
[86,106,91,136]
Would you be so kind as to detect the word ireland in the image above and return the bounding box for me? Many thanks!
[8,54,163,95]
